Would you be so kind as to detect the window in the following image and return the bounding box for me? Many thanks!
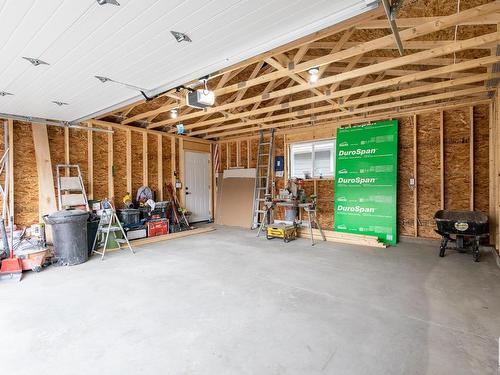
[289,139,336,179]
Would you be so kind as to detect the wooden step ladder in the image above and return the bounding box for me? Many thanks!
[56,164,89,211]
[251,129,275,229]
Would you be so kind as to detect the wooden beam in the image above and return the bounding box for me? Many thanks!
[470,106,474,211]
[121,100,180,125]
[247,139,250,168]
[312,40,495,50]
[126,130,132,194]
[207,86,491,139]
[413,114,418,237]
[127,226,216,247]
[143,132,148,186]
[8,119,13,222]
[32,123,58,222]
[64,127,70,176]
[236,140,241,167]
[171,51,500,132]
[158,135,163,201]
[198,72,494,137]
[88,119,213,144]
[108,126,114,200]
[197,3,500,100]
[356,15,500,29]
[440,111,444,210]
[488,101,496,246]
[189,59,500,134]
[87,123,94,200]
[179,138,185,207]
[216,97,491,142]
[171,137,176,188]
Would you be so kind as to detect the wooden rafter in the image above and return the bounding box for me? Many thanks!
[152,28,500,129]
[203,73,498,138]
[89,2,500,142]
[170,54,500,133]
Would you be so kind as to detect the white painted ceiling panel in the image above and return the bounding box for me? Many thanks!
[0,0,378,122]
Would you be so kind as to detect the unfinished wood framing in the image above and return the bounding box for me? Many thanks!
[8,119,14,222]
[143,132,148,187]
[2,2,497,243]
[157,135,163,201]
[470,107,475,211]
[179,138,185,207]
[413,114,418,238]
[64,127,69,176]
[440,111,444,210]
[126,130,132,194]
[108,126,114,200]
[87,124,94,200]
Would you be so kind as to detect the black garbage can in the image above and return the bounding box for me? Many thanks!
[87,219,99,257]
[43,210,89,266]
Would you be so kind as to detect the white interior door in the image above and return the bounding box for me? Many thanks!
[184,151,210,222]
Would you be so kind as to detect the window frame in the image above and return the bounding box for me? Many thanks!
[288,138,336,180]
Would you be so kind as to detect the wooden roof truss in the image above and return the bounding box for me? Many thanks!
[94,1,500,141]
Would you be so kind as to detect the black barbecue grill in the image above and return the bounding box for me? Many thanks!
[434,210,489,262]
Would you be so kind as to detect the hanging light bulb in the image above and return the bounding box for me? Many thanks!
[308,67,319,83]
[170,108,178,119]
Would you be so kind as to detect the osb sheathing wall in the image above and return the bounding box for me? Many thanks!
[218,105,490,240]
[3,122,178,228]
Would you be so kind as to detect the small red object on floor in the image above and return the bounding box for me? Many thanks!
[147,219,169,237]
[0,248,23,282]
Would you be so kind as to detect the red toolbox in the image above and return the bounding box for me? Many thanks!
[147,219,169,237]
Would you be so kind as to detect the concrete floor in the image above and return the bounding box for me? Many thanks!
[1,226,499,375]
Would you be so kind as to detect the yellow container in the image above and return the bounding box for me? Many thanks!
[266,224,297,243]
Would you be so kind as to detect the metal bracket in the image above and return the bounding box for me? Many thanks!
[389,0,404,21]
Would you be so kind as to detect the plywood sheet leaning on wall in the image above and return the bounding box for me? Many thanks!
[216,177,254,228]
[113,129,128,204]
[417,113,441,239]
[397,116,415,236]
[444,108,471,211]
[473,104,489,213]
[14,122,39,227]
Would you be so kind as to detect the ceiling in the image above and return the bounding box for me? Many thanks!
[0,0,378,122]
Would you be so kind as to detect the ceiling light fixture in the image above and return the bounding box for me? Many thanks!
[308,67,319,83]
[22,57,49,67]
[0,91,13,97]
[52,101,69,106]
[170,31,192,43]
[96,0,120,5]
[170,108,178,119]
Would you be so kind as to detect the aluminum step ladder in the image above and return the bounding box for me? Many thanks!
[56,164,89,211]
[251,129,275,229]
[92,200,135,261]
